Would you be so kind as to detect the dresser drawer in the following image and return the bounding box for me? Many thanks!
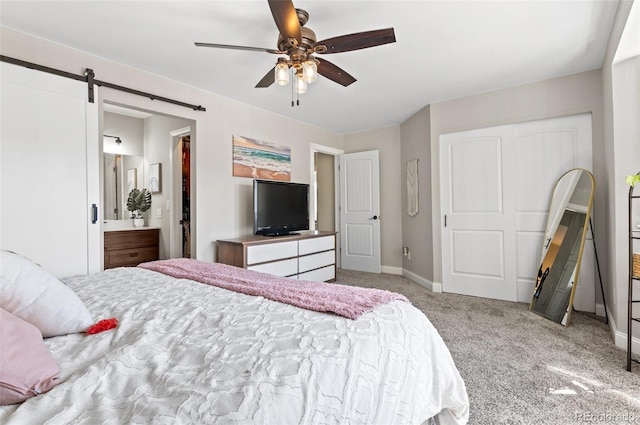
[106,246,159,268]
[248,258,298,277]
[216,232,336,283]
[298,265,335,282]
[299,235,335,256]
[299,250,336,273]
[246,240,298,265]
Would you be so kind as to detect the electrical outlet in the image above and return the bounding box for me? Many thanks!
[156,208,163,219]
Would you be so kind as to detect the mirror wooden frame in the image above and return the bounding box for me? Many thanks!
[530,168,595,326]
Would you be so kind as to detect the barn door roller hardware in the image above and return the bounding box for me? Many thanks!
[1,55,206,112]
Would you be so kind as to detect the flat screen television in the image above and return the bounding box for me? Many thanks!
[253,179,309,236]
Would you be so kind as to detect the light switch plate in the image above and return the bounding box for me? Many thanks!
[156,208,162,219]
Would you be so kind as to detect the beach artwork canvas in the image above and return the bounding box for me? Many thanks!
[232,135,291,181]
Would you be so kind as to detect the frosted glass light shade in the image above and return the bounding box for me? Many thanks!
[295,75,307,94]
[302,60,317,83]
[275,63,289,86]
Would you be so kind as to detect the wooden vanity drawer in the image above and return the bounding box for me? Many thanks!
[104,228,160,269]
[104,229,159,250]
[106,246,159,268]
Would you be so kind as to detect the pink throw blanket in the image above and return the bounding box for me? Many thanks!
[138,258,408,320]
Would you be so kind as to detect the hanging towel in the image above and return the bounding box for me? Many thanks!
[407,159,419,216]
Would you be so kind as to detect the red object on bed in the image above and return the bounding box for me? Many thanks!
[86,318,118,335]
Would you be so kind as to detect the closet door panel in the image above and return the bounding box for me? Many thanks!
[441,125,518,302]
[441,113,593,305]
[514,113,593,304]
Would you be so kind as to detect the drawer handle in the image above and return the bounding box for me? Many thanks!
[129,253,139,257]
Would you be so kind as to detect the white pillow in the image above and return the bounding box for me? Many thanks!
[0,250,93,337]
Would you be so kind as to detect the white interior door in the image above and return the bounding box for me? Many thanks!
[441,125,518,301]
[513,113,593,304]
[440,113,593,304]
[339,150,380,273]
[1,62,100,277]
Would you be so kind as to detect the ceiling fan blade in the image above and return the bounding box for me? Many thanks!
[268,0,302,44]
[316,58,356,87]
[195,42,282,54]
[315,28,396,54]
[255,67,276,88]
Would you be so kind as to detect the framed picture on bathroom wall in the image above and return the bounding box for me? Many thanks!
[149,163,162,193]
[127,168,137,193]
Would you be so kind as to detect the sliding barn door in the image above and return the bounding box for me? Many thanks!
[1,62,100,277]
[441,114,592,303]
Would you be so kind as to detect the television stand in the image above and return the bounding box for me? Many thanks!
[216,230,336,282]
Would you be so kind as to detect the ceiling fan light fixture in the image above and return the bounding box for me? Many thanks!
[302,59,317,84]
[275,60,290,86]
[195,2,396,101]
[295,73,307,94]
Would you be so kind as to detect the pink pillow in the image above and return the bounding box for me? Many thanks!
[0,307,60,405]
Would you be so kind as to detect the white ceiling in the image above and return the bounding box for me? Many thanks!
[0,1,620,134]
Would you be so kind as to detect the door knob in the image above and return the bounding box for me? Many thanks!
[369,215,379,220]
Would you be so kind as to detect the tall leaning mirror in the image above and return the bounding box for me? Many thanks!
[530,168,595,326]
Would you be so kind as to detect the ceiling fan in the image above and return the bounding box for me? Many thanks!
[195,0,396,98]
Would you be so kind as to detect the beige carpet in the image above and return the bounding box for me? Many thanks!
[335,269,640,425]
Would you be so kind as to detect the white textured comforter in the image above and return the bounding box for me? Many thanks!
[1,267,468,424]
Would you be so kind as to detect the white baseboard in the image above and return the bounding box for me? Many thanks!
[402,269,442,293]
[381,265,403,275]
[608,312,640,355]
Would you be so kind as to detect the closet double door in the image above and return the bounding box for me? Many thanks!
[0,62,100,277]
[440,113,593,304]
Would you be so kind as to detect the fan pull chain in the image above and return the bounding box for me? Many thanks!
[291,67,295,107]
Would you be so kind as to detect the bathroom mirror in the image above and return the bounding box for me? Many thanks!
[103,153,143,219]
[530,168,595,326]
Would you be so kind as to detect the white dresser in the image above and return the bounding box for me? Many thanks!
[216,231,336,282]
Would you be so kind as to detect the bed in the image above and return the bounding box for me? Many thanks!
[0,254,469,425]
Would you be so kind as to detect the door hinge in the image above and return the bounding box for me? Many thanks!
[444,214,447,227]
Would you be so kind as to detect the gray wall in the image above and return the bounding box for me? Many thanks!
[400,105,433,284]
[601,0,638,347]
[103,112,144,156]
